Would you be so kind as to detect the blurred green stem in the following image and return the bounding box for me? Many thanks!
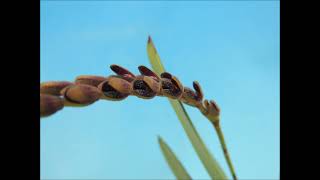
[198,103,237,180]
[212,121,237,180]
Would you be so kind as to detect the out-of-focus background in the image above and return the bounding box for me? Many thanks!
[41,1,279,179]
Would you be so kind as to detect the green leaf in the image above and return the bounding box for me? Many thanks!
[158,136,192,180]
[147,36,228,180]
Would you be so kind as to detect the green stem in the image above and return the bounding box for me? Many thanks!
[212,122,237,180]
[198,104,237,179]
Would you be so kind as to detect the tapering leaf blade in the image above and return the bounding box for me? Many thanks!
[158,136,192,180]
[147,36,228,180]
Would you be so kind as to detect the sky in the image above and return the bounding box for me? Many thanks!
[40,1,279,179]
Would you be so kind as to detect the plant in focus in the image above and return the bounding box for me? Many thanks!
[40,36,237,180]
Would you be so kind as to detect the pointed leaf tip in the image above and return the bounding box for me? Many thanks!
[148,36,152,43]
[158,136,192,180]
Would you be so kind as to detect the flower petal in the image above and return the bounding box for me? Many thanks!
[181,87,199,107]
[131,76,157,99]
[209,100,220,115]
[75,75,107,87]
[110,64,135,79]
[98,79,129,101]
[141,76,161,95]
[40,94,64,117]
[108,77,132,94]
[193,81,203,100]
[138,65,160,81]
[160,72,172,79]
[40,81,74,96]
[61,84,102,105]
[160,74,183,99]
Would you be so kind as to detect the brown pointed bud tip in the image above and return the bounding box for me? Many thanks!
[209,100,220,114]
[138,66,160,81]
[98,78,129,101]
[171,76,184,94]
[110,64,135,79]
[61,84,102,105]
[181,87,200,107]
[161,72,174,79]
[203,99,220,123]
[40,81,74,96]
[160,73,184,99]
[204,99,210,108]
[131,76,157,99]
[193,81,203,100]
[75,75,107,87]
[180,81,203,107]
[40,94,64,117]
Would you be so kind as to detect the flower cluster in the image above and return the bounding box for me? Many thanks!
[40,64,220,123]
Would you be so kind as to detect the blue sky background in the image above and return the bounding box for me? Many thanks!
[40,1,279,179]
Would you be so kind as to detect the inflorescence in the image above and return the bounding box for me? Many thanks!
[40,64,220,124]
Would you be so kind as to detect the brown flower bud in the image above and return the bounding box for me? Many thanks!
[203,99,220,123]
[160,72,184,99]
[138,65,160,82]
[40,94,64,117]
[61,84,102,106]
[181,81,203,107]
[75,75,107,87]
[131,75,159,99]
[110,64,135,82]
[98,76,131,101]
[40,81,74,96]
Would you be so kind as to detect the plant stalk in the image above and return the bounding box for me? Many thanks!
[212,121,237,180]
[197,105,237,180]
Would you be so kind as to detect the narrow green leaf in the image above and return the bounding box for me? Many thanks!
[147,36,228,180]
[158,136,192,180]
